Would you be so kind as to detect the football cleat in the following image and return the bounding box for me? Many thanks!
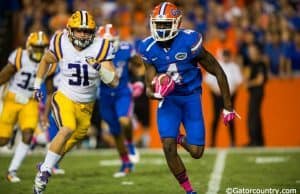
[6,171,21,183]
[33,164,51,194]
[127,143,140,164]
[113,162,134,178]
[52,167,65,175]
[186,191,197,194]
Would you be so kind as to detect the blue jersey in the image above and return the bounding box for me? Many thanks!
[100,41,135,95]
[139,29,203,96]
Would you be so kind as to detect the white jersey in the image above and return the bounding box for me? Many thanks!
[7,48,39,99]
[49,30,114,102]
[204,61,243,95]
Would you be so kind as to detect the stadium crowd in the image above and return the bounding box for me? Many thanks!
[1,0,300,76]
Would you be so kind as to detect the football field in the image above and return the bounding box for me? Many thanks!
[0,148,299,194]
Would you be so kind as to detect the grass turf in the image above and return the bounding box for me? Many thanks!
[0,148,299,194]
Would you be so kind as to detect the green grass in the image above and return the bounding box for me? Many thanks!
[0,148,299,194]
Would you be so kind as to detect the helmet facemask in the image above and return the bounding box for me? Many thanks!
[68,28,95,49]
[150,16,182,41]
[28,45,48,62]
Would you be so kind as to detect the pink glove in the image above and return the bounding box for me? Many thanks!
[130,81,144,98]
[222,109,241,125]
[152,74,175,99]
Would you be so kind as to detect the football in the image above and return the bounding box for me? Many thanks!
[152,73,175,98]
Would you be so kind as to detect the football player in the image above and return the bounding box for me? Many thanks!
[97,24,143,177]
[0,31,51,182]
[139,2,238,194]
[32,10,118,194]
[39,66,66,175]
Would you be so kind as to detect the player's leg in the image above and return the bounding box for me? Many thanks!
[34,92,76,194]
[63,101,94,153]
[0,92,19,146]
[100,97,133,177]
[116,93,139,163]
[48,114,65,174]
[133,91,151,147]
[0,98,22,183]
[179,93,205,159]
[158,97,196,193]
[0,93,33,183]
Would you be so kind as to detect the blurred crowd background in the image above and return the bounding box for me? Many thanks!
[0,0,300,148]
[1,0,300,76]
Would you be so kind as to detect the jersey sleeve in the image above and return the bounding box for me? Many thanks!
[8,47,23,70]
[129,44,136,57]
[96,39,115,62]
[138,40,152,64]
[49,31,63,61]
[185,30,203,58]
[8,49,18,65]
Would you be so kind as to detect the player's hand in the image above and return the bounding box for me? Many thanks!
[222,109,241,125]
[152,74,175,98]
[86,57,101,71]
[146,87,163,100]
[33,89,43,101]
[130,81,144,98]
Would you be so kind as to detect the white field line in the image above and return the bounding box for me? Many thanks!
[99,158,191,166]
[206,149,228,194]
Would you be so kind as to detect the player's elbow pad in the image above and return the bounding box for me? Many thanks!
[99,66,116,84]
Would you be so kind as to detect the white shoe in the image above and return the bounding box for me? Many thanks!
[127,144,140,164]
[113,162,133,178]
[6,171,21,183]
[33,164,51,194]
[52,167,65,175]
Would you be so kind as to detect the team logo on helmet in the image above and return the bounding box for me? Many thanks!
[171,9,181,17]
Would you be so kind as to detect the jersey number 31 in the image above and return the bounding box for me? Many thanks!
[68,63,89,86]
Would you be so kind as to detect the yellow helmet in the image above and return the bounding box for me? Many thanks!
[26,31,49,62]
[67,10,96,49]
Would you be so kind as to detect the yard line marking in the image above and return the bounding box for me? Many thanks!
[121,181,134,185]
[255,156,288,164]
[206,149,228,194]
[99,158,191,166]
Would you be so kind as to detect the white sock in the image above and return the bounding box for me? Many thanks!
[40,150,61,173]
[8,141,30,172]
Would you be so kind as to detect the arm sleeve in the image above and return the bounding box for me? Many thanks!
[96,39,115,62]
[130,45,136,58]
[188,30,203,58]
[48,31,63,60]
[8,49,18,65]
[138,41,152,64]
[104,41,115,61]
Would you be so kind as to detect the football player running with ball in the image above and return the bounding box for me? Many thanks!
[0,31,51,183]
[32,10,118,194]
[139,2,238,194]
